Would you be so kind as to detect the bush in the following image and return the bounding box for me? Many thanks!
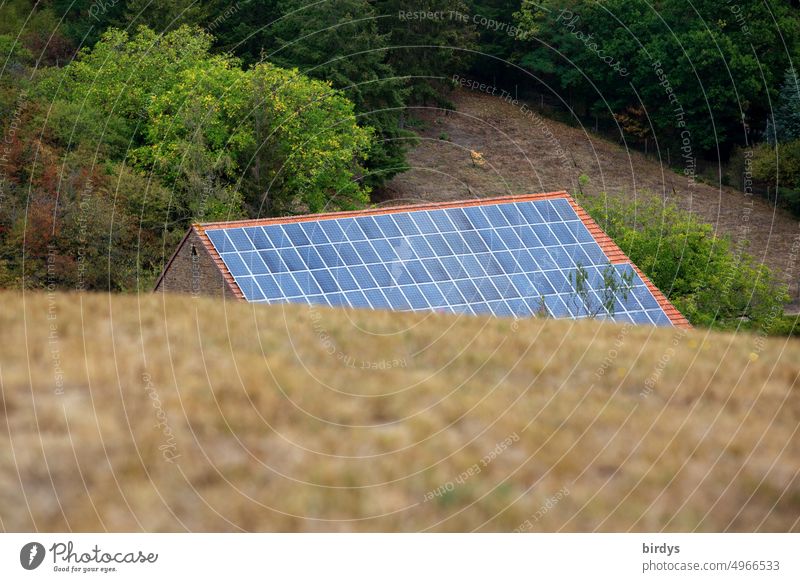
[766,314,800,336]
[577,192,790,331]
[751,141,800,215]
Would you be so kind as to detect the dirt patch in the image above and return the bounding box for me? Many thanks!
[384,89,800,301]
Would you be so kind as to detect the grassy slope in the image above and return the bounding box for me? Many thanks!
[1,291,799,532]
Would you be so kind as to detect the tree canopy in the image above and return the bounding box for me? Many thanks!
[1,24,372,291]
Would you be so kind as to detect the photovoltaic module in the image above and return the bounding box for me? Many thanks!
[203,196,675,326]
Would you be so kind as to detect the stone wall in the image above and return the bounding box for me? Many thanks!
[154,229,234,299]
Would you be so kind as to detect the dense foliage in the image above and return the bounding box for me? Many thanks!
[753,68,800,214]
[269,0,412,187]
[1,24,371,290]
[44,0,483,188]
[766,68,800,146]
[512,0,799,157]
[376,0,478,105]
[23,1,800,183]
[577,192,790,331]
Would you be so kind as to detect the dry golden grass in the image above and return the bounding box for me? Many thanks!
[1,291,799,532]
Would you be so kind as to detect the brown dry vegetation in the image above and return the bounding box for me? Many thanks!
[385,89,800,300]
[1,291,799,532]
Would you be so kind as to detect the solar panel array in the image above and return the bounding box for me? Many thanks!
[204,198,673,326]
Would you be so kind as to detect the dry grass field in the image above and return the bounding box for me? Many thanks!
[1,291,799,532]
[385,89,800,301]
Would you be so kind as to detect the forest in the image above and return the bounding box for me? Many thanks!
[1,0,799,332]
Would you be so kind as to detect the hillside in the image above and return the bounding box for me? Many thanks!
[386,89,800,301]
[1,292,798,532]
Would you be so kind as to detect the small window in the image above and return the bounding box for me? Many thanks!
[191,245,198,256]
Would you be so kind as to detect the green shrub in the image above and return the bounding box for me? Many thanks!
[577,192,790,331]
[751,141,800,186]
[767,314,800,336]
[751,141,800,215]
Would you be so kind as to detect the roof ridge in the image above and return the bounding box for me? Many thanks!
[196,191,571,231]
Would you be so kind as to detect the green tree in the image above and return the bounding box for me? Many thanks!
[36,26,219,156]
[0,0,73,66]
[751,140,800,215]
[466,0,525,84]
[752,141,800,188]
[49,0,127,48]
[36,26,372,220]
[207,0,281,63]
[376,0,478,104]
[766,68,800,145]
[1,24,373,294]
[269,0,411,188]
[133,56,251,221]
[243,63,373,214]
[0,33,33,119]
[122,0,213,32]
[514,0,795,155]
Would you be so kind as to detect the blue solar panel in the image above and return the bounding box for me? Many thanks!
[204,198,676,326]
[475,277,501,301]
[244,227,272,250]
[460,254,486,278]
[331,267,359,291]
[319,220,346,243]
[363,288,390,308]
[237,276,263,301]
[206,229,234,253]
[346,289,370,308]
[242,251,269,275]
[384,287,410,309]
[327,292,348,307]
[393,214,420,236]
[517,202,544,224]
[309,269,335,293]
[372,214,400,237]
[482,205,509,227]
[301,222,330,245]
[464,206,491,229]
[341,218,368,241]
[499,204,525,226]
[355,216,382,239]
